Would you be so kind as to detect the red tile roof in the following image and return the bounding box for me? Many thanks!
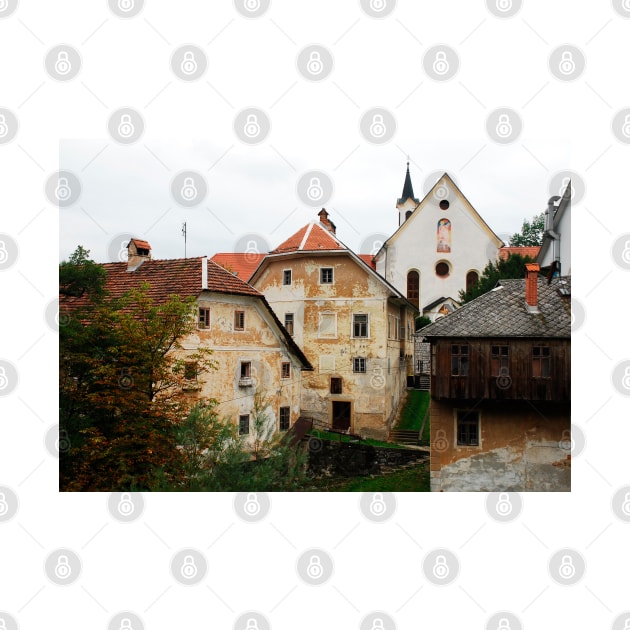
[130,238,151,250]
[206,260,261,296]
[271,222,344,253]
[210,252,266,281]
[61,256,261,314]
[357,254,376,270]
[498,246,541,261]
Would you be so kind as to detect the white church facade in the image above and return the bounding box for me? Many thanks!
[374,167,504,321]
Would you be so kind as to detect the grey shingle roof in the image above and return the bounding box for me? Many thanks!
[419,276,571,339]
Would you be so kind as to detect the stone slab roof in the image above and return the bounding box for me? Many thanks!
[420,276,571,339]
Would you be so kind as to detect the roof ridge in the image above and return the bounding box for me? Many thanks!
[299,222,315,250]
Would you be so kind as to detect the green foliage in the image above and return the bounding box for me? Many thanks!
[151,401,308,492]
[59,245,107,299]
[458,253,535,304]
[415,315,432,331]
[396,390,430,432]
[509,212,544,247]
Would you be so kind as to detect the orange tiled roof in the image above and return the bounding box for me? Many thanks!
[206,260,261,296]
[61,256,261,314]
[210,252,266,281]
[272,222,344,253]
[357,254,376,270]
[130,238,151,250]
[498,246,541,261]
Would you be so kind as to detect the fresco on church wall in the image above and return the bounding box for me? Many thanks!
[437,218,451,253]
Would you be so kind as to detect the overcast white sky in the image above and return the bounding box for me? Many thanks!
[60,137,570,263]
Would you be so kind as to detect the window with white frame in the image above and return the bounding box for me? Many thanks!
[279,406,290,432]
[353,314,369,338]
[198,307,210,329]
[282,269,292,286]
[320,267,334,284]
[353,357,367,373]
[284,312,294,336]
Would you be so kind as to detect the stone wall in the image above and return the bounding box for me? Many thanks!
[430,399,570,492]
[307,438,428,477]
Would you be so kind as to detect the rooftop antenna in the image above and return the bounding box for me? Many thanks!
[182,221,187,258]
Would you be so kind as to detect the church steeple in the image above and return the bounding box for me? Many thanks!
[398,162,418,205]
[396,162,419,226]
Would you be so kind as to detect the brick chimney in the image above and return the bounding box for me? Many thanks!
[318,208,336,234]
[525,263,540,313]
[127,238,151,271]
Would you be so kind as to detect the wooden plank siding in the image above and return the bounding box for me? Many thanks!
[430,337,570,402]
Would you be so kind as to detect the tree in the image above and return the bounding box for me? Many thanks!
[59,245,107,298]
[509,212,544,247]
[415,315,432,331]
[59,246,216,491]
[458,253,535,304]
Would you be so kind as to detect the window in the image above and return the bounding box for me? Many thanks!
[279,406,290,432]
[407,271,419,308]
[532,346,551,377]
[466,271,479,293]
[318,313,336,338]
[284,313,294,336]
[234,310,245,331]
[198,307,210,329]
[439,199,450,210]
[435,262,450,277]
[320,267,334,284]
[283,269,292,286]
[491,345,509,376]
[330,377,342,394]
[281,362,291,379]
[353,314,368,338]
[240,361,251,378]
[457,410,479,446]
[353,357,366,373]
[184,362,197,380]
[451,345,469,376]
[239,414,250,435]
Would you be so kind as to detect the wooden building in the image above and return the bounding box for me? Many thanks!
[420,264,571,492]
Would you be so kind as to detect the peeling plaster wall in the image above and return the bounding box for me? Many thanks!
[254,254,415,438]
[178,293,303,445]
[430,400,570,492]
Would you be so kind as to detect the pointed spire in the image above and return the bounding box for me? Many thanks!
[398,161,419,205]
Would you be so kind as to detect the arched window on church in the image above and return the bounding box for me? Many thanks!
[407,270,419,309]
[405,210,413,221]
[466,270,479,293]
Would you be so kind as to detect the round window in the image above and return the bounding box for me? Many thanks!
[435,262,450,277]
[439,200,450,210]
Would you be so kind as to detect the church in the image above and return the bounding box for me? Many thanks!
[374,166,504,321]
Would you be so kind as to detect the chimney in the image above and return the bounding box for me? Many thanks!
[318,208,336,234]
[127,238,151,271]
[525,263,540,312]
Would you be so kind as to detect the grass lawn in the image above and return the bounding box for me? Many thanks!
[305,460,430,492]
[307,429,409,450]
[397,390,430,438]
